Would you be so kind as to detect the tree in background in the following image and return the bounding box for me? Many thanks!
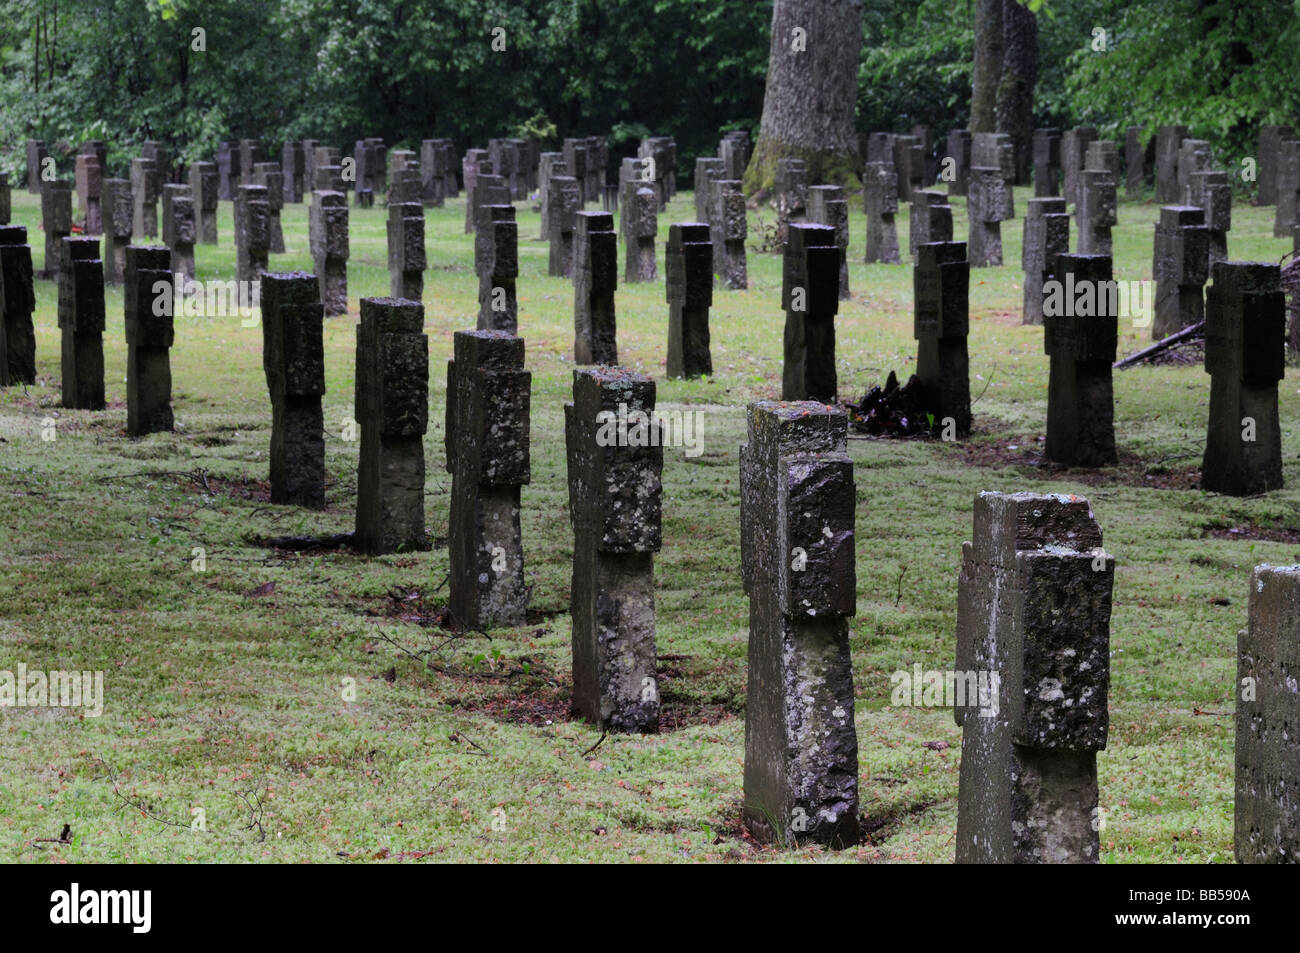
[997,0,1038,183]
[970,0,1038,183]
[1067,0,1300,161]
[5,0,1300,191]
[743,0,865,194]
[0,0,769,183]
[970,0,1004,133]
[857,0,973,136]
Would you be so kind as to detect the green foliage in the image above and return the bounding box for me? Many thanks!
[1,0,1296,183]
[1065,0,1300,159]
[608,121,652,149]
[512,111,557,150]
[0,0,770,183]
[858,0,975,133]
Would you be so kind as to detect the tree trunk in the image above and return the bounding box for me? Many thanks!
[969,0,1004,133]
[743,0,864,194]
[997,0,1038,185]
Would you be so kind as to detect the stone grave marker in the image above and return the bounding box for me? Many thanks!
[1155,125,1190,204]
[216,141,240,201]
[252,163,286,253]
[1152,206,1209,340]
[124,245,175,435]
[914,240,971,436]
[946,129,971,196]
[863,161,900,264]
[1177,139,1213,205]
[1061,127,1097,207]
[694,157,725,226]
[102,180,133,285]
[57,237,106,410]
[782,223,840,402]
[446,330,531,626]
[739,400,858,848]
[623,186,658,284]
[282,141,306,204]
[261,271,326,508]
[564,366,662,732]
[1237,564,1300,862]
[239,140,262,186]
[547,175,581,278]
[1044,253,1118,466]
[1033,127,1061,197]
[1188,171,1232,267]
[1077,168,1117,256]
[908,189,953,262]
[354,296,428,555]
[573,211,618,364]
[538,153,566,240]
[234,184,270,284]
[131,157,160,239]
[387,202,425,301]
[967,166,1010,267]
[1021,197,1069,326]
[1202,261,1284,496]
[309,190,349,316]
[26,140,47,193]
[0,226,37,384]
[711,179,747,290]
[475,203,518,332]
[40,179,74,281]
[665,222,713,379]
[955,491,1113,863]
[188,161,219,245]
[74,152,102,236]
[808,185,850,299]
[1256,125,1293,207]
[774,158,808,224]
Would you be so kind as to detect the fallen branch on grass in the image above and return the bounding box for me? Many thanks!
[1114,322,1204,369]
[252,532,355,551]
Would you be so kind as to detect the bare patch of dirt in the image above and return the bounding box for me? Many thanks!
[465,685,573,726]
[945,434,1202,490]
[1204,523,1300,544]
[457,653,739,732]
[859,799,938,846]
[205,473,272,502]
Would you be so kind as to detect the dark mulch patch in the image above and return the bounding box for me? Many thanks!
[205,473,273,502]
[845,371,943,437]
[525,607,566,624]
[657,701,736,731]
[656,655,741,731]
[253,531,357,552]
[466,685,573,726]
[455,653,739,732]
[946,436,1202,490]
[859,799,938,846]
[1204,524,1300,544]
[365,586,455,627]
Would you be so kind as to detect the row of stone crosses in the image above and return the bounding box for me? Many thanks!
[0,123,1294,861]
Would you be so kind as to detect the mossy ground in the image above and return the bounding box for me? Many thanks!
[0,183,1292,863]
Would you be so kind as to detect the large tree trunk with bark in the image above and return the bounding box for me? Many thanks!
[743,0,865,195]
[997,0,1038,184]
[969,0,1004,134]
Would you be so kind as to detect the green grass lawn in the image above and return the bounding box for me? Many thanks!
[0,180,1293,863]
